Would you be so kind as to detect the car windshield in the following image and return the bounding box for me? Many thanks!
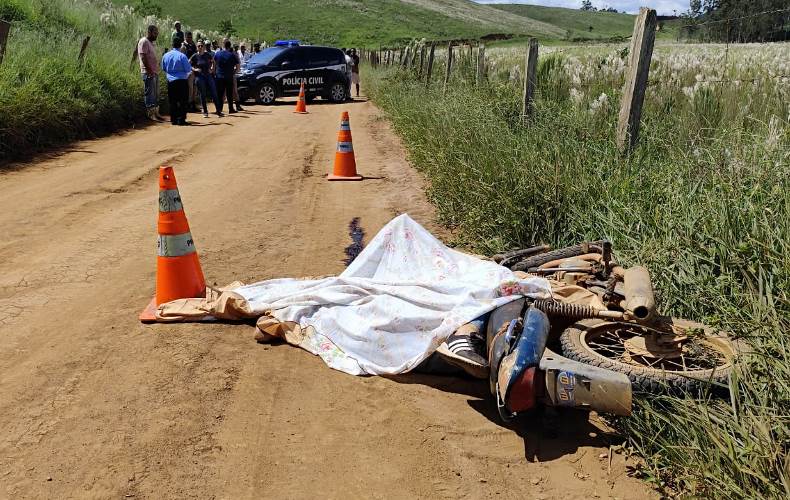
[248,47,287,66]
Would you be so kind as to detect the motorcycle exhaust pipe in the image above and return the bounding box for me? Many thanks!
[623,266,656,323]
[540,348,632,416]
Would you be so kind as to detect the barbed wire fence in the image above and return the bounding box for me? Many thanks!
[362,7,788,151]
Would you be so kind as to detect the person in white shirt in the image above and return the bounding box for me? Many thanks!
[237,43,252,65]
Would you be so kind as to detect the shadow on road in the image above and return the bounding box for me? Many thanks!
[389,371,623,462]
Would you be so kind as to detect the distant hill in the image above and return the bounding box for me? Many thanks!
[114,0,565,47]
[491,3,637,40]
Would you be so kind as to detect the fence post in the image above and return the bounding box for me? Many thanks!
[522,38,538,121]
[443,42,453,92]
[476,43,486,84]
[402,46,411,69]
[78,36,91,63]
[417,44,426,78]
[617,7,657,153]
[0,20,10,66]
[425,43,435,87]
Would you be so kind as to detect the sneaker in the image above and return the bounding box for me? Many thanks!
[228,110,237,114]
[436,323,488,379]
[215,111,225,117]
[236,105,244,111]
[203,112,209,118]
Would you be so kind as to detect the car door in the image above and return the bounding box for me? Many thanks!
[304,48,335,94]
[277,47,310,96]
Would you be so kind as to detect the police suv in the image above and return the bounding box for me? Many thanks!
[237,41,351,105]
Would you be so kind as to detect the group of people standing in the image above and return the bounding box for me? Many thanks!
[138,22,262,126]
[138,21,362,125]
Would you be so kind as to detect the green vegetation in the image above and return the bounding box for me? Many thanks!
[492,2,636,40]
[0,0,155,161]
[366,44,789,497]
[111,0,564,47]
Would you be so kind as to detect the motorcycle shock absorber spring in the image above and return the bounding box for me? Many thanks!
[533,300,625,321]
[533,300,599,319]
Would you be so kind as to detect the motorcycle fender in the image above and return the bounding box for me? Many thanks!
[539,348,632,416]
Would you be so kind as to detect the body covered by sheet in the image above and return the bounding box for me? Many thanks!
[231,214,551,375]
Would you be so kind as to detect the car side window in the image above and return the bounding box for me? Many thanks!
[307,48,335,68]
[284,48,309,69]
[270,49,289,67]
[329,49,344,65]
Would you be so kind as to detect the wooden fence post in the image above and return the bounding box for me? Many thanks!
[443,42,453,92]
[476,44,486,84]
[77,36,91,63]
[617,7,657,152]
[425,43,435,87]
[0,20,10,66]
[522,38,538,121]
[417,44,426,78]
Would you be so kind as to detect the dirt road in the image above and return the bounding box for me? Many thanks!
[0,97,654,499]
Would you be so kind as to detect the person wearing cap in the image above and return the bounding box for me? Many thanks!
[252,42,261,55]
[161,38,193,125]
[172,21,185,47]
[137,24,163,121]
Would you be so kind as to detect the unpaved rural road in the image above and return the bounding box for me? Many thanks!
[0,96,654,499]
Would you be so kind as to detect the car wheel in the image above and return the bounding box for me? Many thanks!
[328,82,347,103]
[255,83,276,105]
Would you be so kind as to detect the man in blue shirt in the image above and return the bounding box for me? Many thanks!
[213,39,242,114]
[161,39,193,125]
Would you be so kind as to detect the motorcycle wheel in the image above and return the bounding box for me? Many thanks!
[560,318,739,394]
[510,241,605,272]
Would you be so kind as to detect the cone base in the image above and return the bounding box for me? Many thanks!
[327,174,363,181]
[293,110,309,114]
[139,297,158,323]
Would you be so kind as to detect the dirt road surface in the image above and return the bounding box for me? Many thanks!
[0,97,654,499]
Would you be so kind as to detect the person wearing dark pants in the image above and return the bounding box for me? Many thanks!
[213,39,241,114]
[215,76,235,114]
[161,39,193,125]
[190,40,221,117]
[167,79,189,125]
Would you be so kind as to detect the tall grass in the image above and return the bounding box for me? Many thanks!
[366,43,789,497]
[0,0,210,162]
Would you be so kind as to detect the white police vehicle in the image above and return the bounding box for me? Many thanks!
[237,41,351,105]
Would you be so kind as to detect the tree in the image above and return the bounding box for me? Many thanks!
[580,1,597,12]
[685,0,789,43]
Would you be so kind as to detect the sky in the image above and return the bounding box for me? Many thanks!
[474,1,691,16]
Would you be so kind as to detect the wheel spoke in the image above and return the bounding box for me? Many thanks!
[580,323,731,374]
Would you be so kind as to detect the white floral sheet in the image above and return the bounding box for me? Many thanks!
[233,214,551,375]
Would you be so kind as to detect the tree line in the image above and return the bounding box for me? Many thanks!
[684,0,789,42]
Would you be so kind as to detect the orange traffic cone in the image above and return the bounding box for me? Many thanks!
[139,166,206,322]
[293,81,308,114]
[328,111,362,181]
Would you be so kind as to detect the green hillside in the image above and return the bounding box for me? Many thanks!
[492,3,636,40]
[112,0,564,46]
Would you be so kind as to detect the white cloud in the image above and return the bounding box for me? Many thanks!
[475,0,690,16]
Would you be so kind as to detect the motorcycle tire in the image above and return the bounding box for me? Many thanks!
[511,241,605,272]
[559,318,739,395]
